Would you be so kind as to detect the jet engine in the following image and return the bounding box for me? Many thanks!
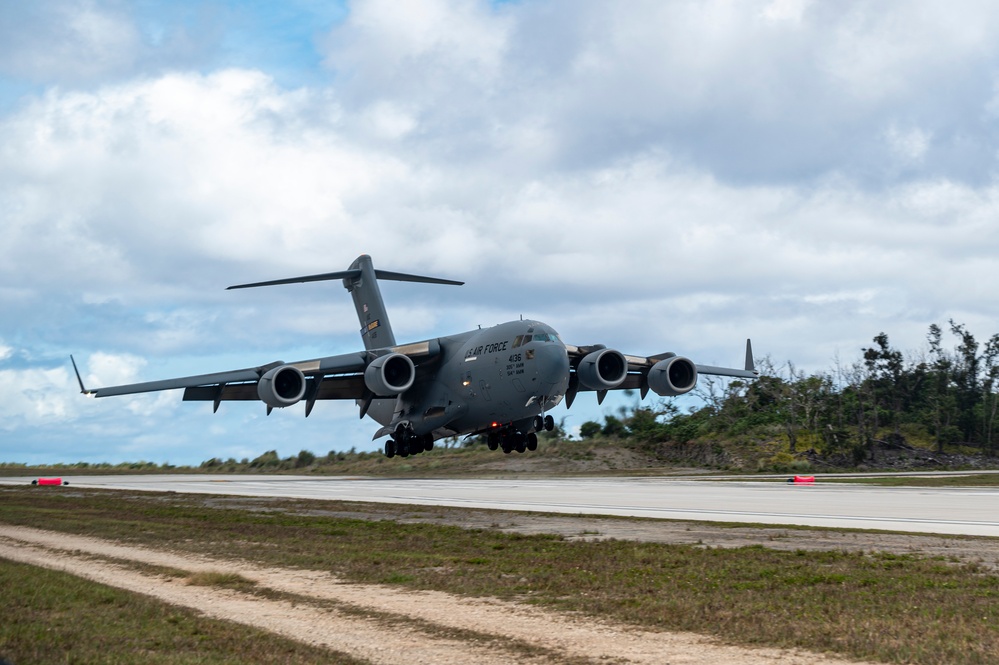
[577,348,628,390]
[647,356,698,396]
[257,365,307,408]
[364,352,416,396]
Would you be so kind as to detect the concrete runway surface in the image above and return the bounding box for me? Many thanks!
[3,474,999,537]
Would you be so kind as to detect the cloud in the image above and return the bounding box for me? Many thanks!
[0,1,142,83]
[3,0,999,464]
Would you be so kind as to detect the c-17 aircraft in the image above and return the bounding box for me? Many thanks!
[73,254,758,457]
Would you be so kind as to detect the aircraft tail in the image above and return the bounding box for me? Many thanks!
[227,254,463,350]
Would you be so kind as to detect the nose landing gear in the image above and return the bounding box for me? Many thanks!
[534,414,555,433]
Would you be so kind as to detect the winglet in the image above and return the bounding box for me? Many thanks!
[70,355,96,396]
[745,339,756,373]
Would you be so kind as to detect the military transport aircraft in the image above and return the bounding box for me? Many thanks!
[73,254,758,458]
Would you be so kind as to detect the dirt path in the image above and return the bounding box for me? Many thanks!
[0,525,870,665]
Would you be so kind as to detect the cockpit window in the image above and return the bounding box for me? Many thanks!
[513,332,558,347]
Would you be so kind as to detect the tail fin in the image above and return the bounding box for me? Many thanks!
[227,254,463,350]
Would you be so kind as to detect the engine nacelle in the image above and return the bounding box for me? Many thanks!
[257,365,307,408]
[647,356,698,397]
[364,352,416,396]
[577,348,628,390]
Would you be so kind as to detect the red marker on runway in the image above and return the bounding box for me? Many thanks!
[32,478,67,486]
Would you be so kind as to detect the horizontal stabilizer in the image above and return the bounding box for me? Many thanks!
[227,268,463,290]
[228,269,361,290]
[372,270,463,286]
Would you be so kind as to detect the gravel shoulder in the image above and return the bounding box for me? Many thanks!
[0,524,871,665]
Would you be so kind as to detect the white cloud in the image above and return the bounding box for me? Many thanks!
[0,365,78,430]
[885,123,932,164]
[4,0,999,464]
[0,1,141,83]
[85,351,145,387]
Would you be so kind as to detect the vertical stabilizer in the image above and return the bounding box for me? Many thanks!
[345,255,396,350]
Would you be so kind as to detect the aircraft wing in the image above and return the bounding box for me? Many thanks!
[72,339,442,415]
[563,339,757,406]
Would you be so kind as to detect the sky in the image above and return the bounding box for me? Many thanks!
[3,0,999,466]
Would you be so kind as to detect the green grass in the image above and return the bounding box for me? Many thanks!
[0,558,364,665]
[184,570,259,591]
[4,487,999,664]
[820,473,999,487]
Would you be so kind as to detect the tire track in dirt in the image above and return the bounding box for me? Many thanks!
[0,525,870,665]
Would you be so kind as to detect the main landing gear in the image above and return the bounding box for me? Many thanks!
[487,415,555,454]
[384,425,434,458]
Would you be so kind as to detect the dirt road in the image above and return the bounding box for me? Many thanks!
[0,524,870,664]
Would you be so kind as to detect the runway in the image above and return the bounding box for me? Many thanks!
[4,474,999,537]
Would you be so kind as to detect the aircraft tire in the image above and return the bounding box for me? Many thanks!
[487,433,499,451]
[544,415,555,431]
[384,440,396,458]
[527,432,538,451]
[423,434,435,452]
[534,415,544,432]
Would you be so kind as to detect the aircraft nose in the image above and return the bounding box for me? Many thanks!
[536,342,570,392]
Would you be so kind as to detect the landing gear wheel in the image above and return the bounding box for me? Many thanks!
[423,434,435,452]
[487,433,499,451]
[527,432,538,451]
[384,440,396,458]
[544,415,555,431]
[514,432,527,453]
[534,415,544,432]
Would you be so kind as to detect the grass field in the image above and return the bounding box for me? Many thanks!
[0,557,363,664]
[3,486,999,664]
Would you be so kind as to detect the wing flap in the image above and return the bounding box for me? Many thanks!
[183,375,369,402]
[183,383,259,402]
[695,364,758,379]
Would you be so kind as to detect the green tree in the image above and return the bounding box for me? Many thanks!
[296,449,316,468]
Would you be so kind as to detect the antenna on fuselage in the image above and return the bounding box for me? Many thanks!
[227,254,463,350]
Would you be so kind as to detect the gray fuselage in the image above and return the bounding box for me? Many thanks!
[363,319,569,439]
